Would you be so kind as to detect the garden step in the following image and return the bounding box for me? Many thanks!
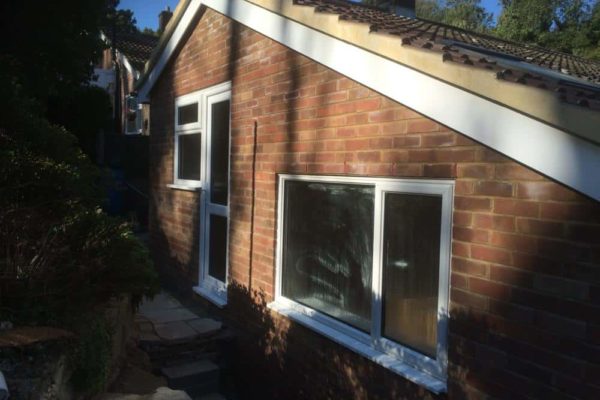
[161,360,220,395]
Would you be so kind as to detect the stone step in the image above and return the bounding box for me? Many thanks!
[161,360,220,395]
[142,327,234,370]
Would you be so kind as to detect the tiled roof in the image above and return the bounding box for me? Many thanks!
[294,0,600,111]
[113,31,159,72]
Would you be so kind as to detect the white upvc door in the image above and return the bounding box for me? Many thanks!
[195,82,231,307]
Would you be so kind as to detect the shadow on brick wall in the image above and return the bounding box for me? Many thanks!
[224,281,443,400]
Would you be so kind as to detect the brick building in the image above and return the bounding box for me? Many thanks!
[136,0,600,398]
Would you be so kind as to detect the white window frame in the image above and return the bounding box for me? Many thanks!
[173,91,203,187]
[270,174,453,393]
[173,82,232,188]
[172,81,232,306]
[196,87,232,307]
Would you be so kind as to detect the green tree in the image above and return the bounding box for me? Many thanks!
[496,0,560,42]
[142,27,160,37]
[416,0,445,21]
[496,0,600,59]
[0,0,109,106]
[584,1,600,59]
[106,5,138,34]
[363,0,492,32]
[0,3,158,393]
[441,0,493,31]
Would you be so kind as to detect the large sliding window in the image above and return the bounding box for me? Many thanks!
[274,175,452,387]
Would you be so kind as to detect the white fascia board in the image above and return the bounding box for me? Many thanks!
[143,0,600,201]
[138,0,203,102]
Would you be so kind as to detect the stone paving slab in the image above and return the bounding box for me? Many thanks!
[138,293,182,314]
[136,291,223,345]
[139,307,199,324]
[187,318,222,336]
[154,321,198,342]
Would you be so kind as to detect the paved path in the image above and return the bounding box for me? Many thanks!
[137,292,222,343]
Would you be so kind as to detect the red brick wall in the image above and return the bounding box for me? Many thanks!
[149,8,600,399]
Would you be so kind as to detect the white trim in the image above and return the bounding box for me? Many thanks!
[166,183,202,191]
[178,82,232,306]
[193,284,227,307]
[139,0,600,201]
[173,89,203,186]
[273,174,452,391]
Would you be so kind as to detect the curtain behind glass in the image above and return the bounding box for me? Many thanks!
[382,193,441,358]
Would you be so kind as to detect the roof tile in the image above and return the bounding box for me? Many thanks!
[294,0,600,110]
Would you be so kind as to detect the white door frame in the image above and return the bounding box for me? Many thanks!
[193,81,232,307]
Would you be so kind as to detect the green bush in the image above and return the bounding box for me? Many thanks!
[0,64,159,394]
[69,316,113,394]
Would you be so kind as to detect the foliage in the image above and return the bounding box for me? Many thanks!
[362,0,492,32]
[362,0,600,60]
[0,71,159,326]
[418,0,493,32]
[0,0,139,119]
[494,0,600,60]
[0,0,109,107]
[69,316,112,394]
[0,0,157,396]
[142,27,160,37]
[105,3,139,34]
[47,85,112,161]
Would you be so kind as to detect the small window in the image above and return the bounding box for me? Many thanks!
[173,95,202,186]
[177,133,201,181]
[274,175,452,385]
[173,82,231,189]
[178,103,199,126]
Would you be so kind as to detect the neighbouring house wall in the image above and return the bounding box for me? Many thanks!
[149,8,600,400]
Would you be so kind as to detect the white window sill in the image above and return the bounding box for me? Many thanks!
[167,183,202,192]
[268,301,447,394]
[193,285,227,308]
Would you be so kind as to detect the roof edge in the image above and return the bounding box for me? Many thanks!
[136,0,194,93]
[137,0,600,202]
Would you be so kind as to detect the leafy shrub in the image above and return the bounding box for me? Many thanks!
[0,75,158,324]
[0,63,159,394]
[69,316,112,394]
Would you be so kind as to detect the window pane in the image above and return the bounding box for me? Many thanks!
[208,214,227,282]
[210,100,230,205]
[178,133,200,181]
[178,103,198,125]
[282,180,374,332]
[382,193,441,358]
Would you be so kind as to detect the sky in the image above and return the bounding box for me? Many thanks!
[118,0,180,30]
[119,0,504,31]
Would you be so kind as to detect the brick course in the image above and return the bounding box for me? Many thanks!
[149,9,600,400]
